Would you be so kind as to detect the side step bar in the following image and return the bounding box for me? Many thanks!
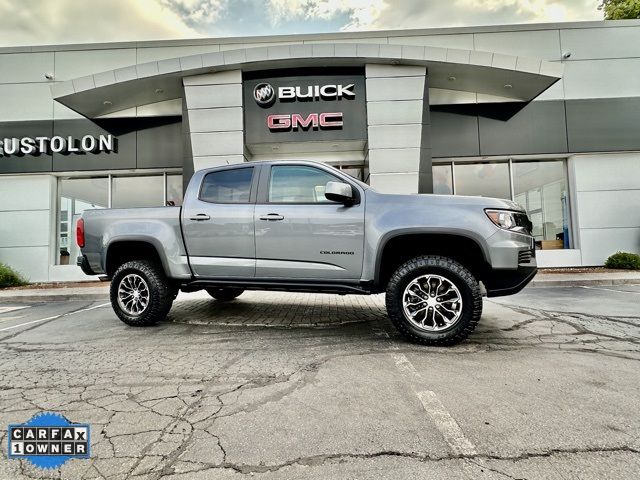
[180,279,372,295]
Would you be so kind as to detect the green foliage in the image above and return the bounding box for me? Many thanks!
[600,0,640,19]
[0,263,29,288]
[605,251,640,270]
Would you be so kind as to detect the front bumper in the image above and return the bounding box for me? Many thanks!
[484,265,537,297]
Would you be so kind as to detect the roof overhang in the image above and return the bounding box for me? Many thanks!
[51,43,563,119]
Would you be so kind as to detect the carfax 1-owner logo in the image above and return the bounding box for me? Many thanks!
[8,412,90,469]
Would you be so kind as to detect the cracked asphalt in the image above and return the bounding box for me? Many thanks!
[0,285,639,479]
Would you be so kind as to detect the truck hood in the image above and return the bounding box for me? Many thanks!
[370,191,525,212]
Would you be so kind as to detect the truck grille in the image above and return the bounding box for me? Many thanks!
[514,212,533,236]
[518,249,535,264]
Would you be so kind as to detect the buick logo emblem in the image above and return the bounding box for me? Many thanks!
[253,82,275,107]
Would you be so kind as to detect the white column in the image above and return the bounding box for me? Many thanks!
[182,70,246,172]
[0,175,56,282]
[365,64,432,194]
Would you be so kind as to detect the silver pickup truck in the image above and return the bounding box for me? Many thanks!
[77,160,536,345]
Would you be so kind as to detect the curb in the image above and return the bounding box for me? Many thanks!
[528,278,640,288]
[0,293,109,303]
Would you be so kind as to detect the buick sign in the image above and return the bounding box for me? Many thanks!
[253,83,276,108]
[244,73,366,144]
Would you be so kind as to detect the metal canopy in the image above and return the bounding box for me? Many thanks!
[51,43,563,118]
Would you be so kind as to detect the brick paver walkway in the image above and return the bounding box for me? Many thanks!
[168,291,387,327]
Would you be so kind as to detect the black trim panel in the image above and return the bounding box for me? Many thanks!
[484,266,537,297]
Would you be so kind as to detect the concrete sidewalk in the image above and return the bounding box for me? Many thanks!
[1,270,639,302]
[529,270,640,287]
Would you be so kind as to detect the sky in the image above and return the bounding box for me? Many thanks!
[0,0,604,47]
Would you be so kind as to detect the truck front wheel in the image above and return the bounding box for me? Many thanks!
[110,260,173,326]
[385,255,482,345]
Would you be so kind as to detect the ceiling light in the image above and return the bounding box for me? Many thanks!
[155,88,164,94]
[103,100,113,106]
[503,84,513,89]
[448,76,456,82]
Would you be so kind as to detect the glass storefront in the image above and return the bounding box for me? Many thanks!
[433,159,571,250]
[57,172,182,264]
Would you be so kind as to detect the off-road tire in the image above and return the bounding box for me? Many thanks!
[110,260,173,326]
[206,287,245,302]
[385,255,482,346]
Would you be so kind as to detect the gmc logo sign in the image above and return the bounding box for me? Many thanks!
[267,113,343,131]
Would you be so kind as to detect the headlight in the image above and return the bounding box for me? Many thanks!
[485,209,526,232]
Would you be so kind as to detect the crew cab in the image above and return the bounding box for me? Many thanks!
[77,160,536,345]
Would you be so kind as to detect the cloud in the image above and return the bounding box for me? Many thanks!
[267,0,385,30]
[264,0,601,31]
[160,0,228,28]
[0,0,603,47]
[0,0,199,46]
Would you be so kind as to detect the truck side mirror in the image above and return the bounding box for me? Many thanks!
[325,181,354,204]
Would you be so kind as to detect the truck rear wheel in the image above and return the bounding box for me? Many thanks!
[206,287,244,302]
[110,260,173,326]
[385,255,482,346]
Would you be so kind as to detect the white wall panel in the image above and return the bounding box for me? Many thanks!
[188,107,243,132]
[365,64,426,78]
[190,131,244,157]
[573,153,640,191]
[0,211,51,247]
[367,101,423,125]
[0,53,54,83]
[137,45,221,63]
[0,176,53,211]
[368,124,422,149]
[184,84,243,109]
[369,172,419,194]
[580,228,640,265]
[54,49,136,81]
[193,155,245,171]
[0,246,49,282]
[563,58,640,99]
[365,77,425,101]
[560,26,640,61]
[388,34,473,50]
[577,190,640,229]
[0,83,52,121]
[369,148,422,173]
[474,30,561,60]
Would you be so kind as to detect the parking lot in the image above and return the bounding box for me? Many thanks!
[0,285,639,479]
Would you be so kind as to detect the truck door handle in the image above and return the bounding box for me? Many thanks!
[259,213,284,221]
[190,213,211,221]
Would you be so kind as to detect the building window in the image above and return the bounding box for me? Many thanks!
[57,171,182,265]
[513,160,569,249]
[433,164,453,195]
[58,177,108,265]
[112,175,164,208]
[454,162,511,199]
[433,159,571,250]
[166,174,183,206]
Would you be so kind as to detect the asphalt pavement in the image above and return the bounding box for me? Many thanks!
[0,286,639,479]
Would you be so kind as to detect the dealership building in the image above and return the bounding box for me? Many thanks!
[1,19,639,282]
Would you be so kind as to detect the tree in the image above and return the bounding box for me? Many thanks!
[599,0,640,19]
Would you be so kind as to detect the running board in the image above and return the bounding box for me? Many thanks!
[181,279,372,295]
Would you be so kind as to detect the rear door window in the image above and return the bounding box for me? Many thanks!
[200,167,254,204]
